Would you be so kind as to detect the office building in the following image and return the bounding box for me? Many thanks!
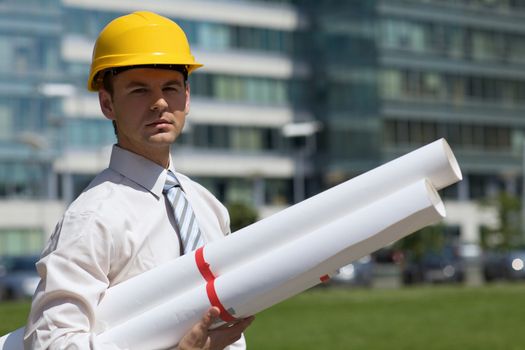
[2,0,524,255]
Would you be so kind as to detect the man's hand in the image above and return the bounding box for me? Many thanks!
[177,307,254,350]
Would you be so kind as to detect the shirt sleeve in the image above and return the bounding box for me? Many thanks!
[225,334,247,350]
[24,211,123,350]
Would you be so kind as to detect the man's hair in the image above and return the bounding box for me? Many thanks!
[101,64,189,97]
[100,64,189,136]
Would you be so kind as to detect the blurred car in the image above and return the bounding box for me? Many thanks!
[482,249,525,282]
[401,246,465,285]
[329,255,374,287]
[0,255,40,300]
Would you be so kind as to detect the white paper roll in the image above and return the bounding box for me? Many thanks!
[97,284,211,349]
[94,250,202,333]
[222,179,445,317]
[0,139,461,350]
[205,138,459,276]
[97,138,461,331]
[95,179,444,349]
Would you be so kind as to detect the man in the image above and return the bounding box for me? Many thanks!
[24,11,253,349]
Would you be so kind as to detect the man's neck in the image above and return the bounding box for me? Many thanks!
[116,143,170,169]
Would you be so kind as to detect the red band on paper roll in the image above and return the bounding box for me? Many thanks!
[206,279,236,323]
[195,247,237,322]
[195,247,215,282]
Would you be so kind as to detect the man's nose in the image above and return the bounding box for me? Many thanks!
[150,96,168,111]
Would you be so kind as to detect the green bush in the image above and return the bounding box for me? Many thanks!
[227,201,258,232]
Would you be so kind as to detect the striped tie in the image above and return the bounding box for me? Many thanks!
[163,171,204,254]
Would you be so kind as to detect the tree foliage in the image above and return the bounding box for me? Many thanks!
[394,224,448,263]
[227,201,258,232]
[480,192,523,250]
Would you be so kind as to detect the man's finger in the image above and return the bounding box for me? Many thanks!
[213,316,255,331]
[200,307,221,331]
[208,316,255,349]
[178,308,222,349]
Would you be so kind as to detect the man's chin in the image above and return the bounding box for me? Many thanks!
[147,134,178,145]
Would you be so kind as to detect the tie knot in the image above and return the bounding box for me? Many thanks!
[163,171,181,194]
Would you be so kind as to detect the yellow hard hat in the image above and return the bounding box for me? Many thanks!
[87,11,202,91]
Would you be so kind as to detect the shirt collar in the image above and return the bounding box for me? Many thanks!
[109,145,174,199]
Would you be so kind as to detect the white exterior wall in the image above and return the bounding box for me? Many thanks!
[443,200,499,244]
[62,0,307,30]
[0,200,66,241]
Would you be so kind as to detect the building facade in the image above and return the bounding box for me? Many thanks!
[0,0,308,255]
[2,0,523,255]
[306,0,523,247]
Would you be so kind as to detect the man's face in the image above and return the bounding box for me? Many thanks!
[99,68,189,163]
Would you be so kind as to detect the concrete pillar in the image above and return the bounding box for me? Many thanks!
[62,172,74,204]
[253,176,265,207]
[46,164,58,200]
[504,175,517,195]
[457,172,469,201]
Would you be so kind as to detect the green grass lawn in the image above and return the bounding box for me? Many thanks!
[0,301,31,335]
[2,284,524,349]
[245,284,525,350]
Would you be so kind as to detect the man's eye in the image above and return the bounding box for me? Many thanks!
[131,88,147,94]
[164,86,180,92]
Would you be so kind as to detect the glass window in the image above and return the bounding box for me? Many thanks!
[265,178,292,205]
[0,101,12,141]
[0,36,12,73]
[197,22,230,50]
[225,178,252,205]
[460,124,474,149]
[472,125,485,148]
[447,26,465,59]
[231,76,244,101]
[211,125,229,148]
[191,124,283,151]
[409,121,423,144]
[387,68,525,106]
[384,118,511,152]
[13,37,33,73]
[65,119,114,149]
[213,76,229,101]
[472,31,499,62]
[381,69,402,99]
[40,37,59,71]
[508,35,525,64]
[0,161,46,198]
[231,127,260,151]
[0,229,44,255]
[195,73,293,106]
[422,73,442,98]
[379,17,525,65]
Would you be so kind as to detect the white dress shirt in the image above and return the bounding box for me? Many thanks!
[24,145,246,350]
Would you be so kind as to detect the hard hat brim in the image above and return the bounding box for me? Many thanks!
[88,55,203,91]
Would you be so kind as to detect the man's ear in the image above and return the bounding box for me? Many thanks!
[184,83,191,115]
[99,89,115,120]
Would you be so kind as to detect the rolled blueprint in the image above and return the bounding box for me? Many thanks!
[227,179,444,317]
[0,138,461,349]
[97,179,445,349]
[205,138,460,275]
[94,138,461,331]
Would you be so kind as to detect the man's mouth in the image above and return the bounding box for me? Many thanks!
[147,120,172,127]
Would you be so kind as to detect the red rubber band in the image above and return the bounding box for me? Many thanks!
[195,247,215,282]
[195,247,236,322]
[206,279,236,323]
